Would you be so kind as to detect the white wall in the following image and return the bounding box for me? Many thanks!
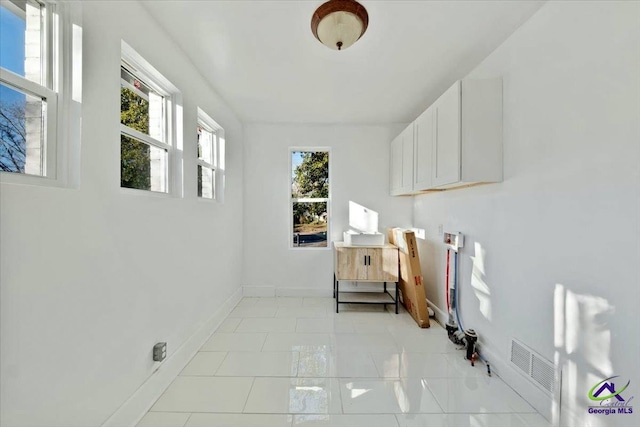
[0,2,244,426]
[414,1,639,426]
[243,124,413,295]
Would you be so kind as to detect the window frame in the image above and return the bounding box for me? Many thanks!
[196,107,223,202]
[0,0,62,183]
[120,41,182,196]
[289,147,331,250]
[0,71,57,177]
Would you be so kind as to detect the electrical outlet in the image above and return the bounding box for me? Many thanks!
[153,342,167,362]
[438,224,444,235]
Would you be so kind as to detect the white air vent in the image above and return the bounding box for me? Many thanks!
[510,338,556,395]
[510,339,531,374]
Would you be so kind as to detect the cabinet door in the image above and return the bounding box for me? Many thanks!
[433,81,461,187]
[413,107,434,190]
[335,247,368,281]
[367,248,399,282]
[400,124,414,193]
[389,134,403,195]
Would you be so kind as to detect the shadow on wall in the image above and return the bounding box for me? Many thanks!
[553,284,626,426]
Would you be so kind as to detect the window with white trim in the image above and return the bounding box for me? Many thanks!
[290,149,329,248]
[0,0,56,177]
[120,44,179,194]
[196,109,221,200]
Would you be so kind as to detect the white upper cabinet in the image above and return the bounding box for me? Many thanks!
[413,107,435,191]
[390,123,414,196]
[433,78,503,189]
[432,81,462,187]
[389,78,502,195]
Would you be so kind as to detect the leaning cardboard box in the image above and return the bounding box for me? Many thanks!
[388,228,430,328]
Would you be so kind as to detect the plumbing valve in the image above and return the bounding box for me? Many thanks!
[446,322,465,346]
[464,329,478,365]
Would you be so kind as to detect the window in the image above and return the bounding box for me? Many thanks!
[0,0,56,177]
[290,149,330,248]
[120,43,180,194]
[196,108,223,200]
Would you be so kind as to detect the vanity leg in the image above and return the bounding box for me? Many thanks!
[333,274,336,298]
[383,281,387,311]
[395,281,399,314]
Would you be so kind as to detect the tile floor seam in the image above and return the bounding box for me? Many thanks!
[181,412,192,427]
[337,377,345,415]
[259,332,268,351]
[147,374,181,413]
[420,376,451,414]
[240,376,257,413]
[293,351,300,377]
[211,351,229,376]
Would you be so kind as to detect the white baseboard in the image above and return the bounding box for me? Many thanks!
[242,286,333,298]
[101,287,243,427]
[276,287,332,297]
[426,298,447,324]
[242,286,276,297]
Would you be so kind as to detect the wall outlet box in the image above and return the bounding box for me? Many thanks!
[444,231,464,252]
[153,342,167,362]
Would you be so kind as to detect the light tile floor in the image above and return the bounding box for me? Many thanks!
[138,297,551,427]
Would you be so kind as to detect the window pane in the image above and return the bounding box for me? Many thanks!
[120,134,167,192]
[0,0,43,84]
[148,91,164,142]
[292,202,327,248]
[197,125,214,163]
[120,67,165,142]
[120,67,153,97]
[291,151,329,198]
[120,85,149,134]
[0,82,45,175]
[197,165,214,199]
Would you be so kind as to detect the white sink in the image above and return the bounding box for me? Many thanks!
[343,230,385,246]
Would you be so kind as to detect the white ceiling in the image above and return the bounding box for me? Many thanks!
[143,0,545,124]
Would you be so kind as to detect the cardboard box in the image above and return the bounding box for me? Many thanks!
[388,228,430,328]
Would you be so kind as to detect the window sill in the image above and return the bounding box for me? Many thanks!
[119,186,176,198]
[289,246,332,251]
[196,196,221,203]
[0,172,71,189]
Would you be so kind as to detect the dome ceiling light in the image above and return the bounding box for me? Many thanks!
[311,0,369,51]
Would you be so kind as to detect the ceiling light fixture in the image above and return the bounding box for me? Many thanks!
[311,0,369,51]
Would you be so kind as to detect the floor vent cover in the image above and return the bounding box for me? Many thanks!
[510,338,556,395]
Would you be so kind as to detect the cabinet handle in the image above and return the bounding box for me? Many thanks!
[364,256,367,266]
[367,255,371,265]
